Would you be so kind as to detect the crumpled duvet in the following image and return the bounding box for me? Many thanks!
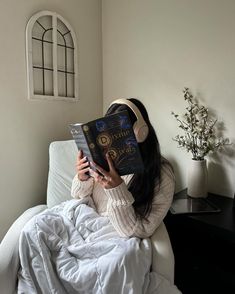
[18,198,181,294]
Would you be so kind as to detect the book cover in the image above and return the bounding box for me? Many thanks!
[69,110,144,176]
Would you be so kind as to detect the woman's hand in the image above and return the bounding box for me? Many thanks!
[76,150,90,181]
[91,153,123,189]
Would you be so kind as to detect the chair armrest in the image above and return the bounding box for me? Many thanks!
[150,222,175,285]
[0,204,47,294]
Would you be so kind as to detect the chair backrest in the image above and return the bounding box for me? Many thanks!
[47,140,77,208]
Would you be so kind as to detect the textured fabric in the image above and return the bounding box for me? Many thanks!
[0,205,47,294]
[18,199,181,294]
[71,162,175,238]
[0,140,176,294]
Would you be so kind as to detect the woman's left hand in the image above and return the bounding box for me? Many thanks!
[91,153,123,189]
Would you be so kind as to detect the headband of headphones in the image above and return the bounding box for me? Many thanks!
[109,98,149,143]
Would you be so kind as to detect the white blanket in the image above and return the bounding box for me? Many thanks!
[18,199,181,294]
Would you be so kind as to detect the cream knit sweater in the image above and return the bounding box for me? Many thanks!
[71,161,175,238]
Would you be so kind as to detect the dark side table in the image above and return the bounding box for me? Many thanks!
[165,189,235,294]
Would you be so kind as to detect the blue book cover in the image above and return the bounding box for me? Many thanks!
[69,110,144,176]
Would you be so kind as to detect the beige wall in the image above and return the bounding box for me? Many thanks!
[0,0,102,240]
[102,0,235,198]
[1,0,235,241]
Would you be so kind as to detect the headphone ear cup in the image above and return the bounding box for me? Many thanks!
[133,122,149,143]
[109,98,149,142]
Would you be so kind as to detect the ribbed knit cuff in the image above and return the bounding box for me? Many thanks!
[105,182,134,206]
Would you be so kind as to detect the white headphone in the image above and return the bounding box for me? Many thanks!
[109,98,149,143]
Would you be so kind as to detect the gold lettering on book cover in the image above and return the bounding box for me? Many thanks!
[110,130,131,140]
[97,133,112,147]
[118,146,136,156]
[108,149,118,160]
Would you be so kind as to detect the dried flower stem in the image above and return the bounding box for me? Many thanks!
[171,88,229,160]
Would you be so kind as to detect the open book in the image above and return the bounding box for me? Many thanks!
[69,110,144,176]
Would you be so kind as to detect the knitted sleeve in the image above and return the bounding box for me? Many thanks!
[71,174,94,199]
[105,163,175,238]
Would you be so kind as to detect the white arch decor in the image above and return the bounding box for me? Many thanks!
[26,11,79,101]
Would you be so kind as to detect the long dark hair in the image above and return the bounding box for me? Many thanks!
[106,98,162,219]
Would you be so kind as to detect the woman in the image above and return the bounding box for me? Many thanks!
[17,98,180,294]
[71,98,175,238]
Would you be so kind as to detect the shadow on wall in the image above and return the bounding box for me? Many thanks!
[208,143,235,197]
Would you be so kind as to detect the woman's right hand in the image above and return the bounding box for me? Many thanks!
[76,150,90,181]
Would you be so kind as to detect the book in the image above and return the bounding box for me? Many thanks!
[69,110,144,176]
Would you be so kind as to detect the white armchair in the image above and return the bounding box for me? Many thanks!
[0,140,175,294]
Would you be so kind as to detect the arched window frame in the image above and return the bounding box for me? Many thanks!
[26,11,79,101]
